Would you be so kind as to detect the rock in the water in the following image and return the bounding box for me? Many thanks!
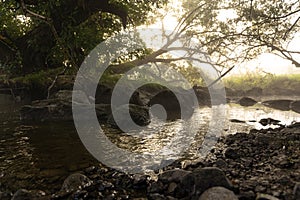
[175,167,233,199]
[61,173,92,192]
[291,101,300,114]
[148,89,196,120]
[262,99,292,111]
[107,104,150,128]
[238,97,257,106]
[230,119,246,123]
[11,189,45,200]
[293,182,300,200]
[259,118,280,126]
[20,90,92,121]
[198,187,238,200]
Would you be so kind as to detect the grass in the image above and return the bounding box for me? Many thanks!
[10,68,63,88]
[223,73,300,92]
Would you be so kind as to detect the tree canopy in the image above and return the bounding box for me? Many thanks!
[0,0,299,78]
[0,0,167,74]
[179,0,300,69]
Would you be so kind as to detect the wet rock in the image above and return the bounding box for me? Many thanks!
[61,173,92,192]
[224,147,240,159]
[259,118,281,126]
[175,167,233,199]
[238,97,257,106]
[293,182,300,200]
[11,189,46,200]
[193,86,211,106]
[148,89,196,120]
[291,101,300,114]
[230,119,246,123]
[20,90,91,121]
[256,193,280,200]
[158,169,191,183]
[198,187,238,200]
[262,99,292,111]
[107,104,150,128]
[20,99,73,121]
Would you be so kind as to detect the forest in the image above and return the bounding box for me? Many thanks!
[0,0,300,199]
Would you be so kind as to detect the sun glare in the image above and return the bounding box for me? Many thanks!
[217,9,238,22]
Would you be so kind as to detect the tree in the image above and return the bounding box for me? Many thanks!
[102,0,300,85]
[180,0,300,69]
[0,0,167,74]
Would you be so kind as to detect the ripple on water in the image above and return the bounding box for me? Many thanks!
[0,102,300,194]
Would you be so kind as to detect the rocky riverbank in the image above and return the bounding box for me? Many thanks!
[5,122,300,200]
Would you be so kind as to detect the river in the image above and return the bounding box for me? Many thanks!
[0,94,300,194]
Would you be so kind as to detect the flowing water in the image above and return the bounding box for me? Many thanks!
[0,94,300,194]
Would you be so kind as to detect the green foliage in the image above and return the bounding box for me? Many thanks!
[224,73,300,91]
[0,0,167,74]
[11,68,62,88]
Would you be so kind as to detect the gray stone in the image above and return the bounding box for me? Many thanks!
[198,187,238,200]
[262,99,292,111]
[61,173,92,192]
[238,97,257,106]
[158,169,191,183]
[291,101,300,114]
[175,167,233,199]
[107,104,150,128]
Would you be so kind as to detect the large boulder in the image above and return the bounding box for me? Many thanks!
[262,99,292,111]
[107,104,150,128]
[175,167,233,199]
[148,89,196,120]
[158,169,192,183]
[20,99,73,121]
[290,101,300,114]
[198,187,238,200]
[193,86,211,106]
[20,90,89,121]
[61,173,92,192]
[238,97,257,106]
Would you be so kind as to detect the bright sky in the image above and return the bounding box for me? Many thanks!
[143,0,300,75]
